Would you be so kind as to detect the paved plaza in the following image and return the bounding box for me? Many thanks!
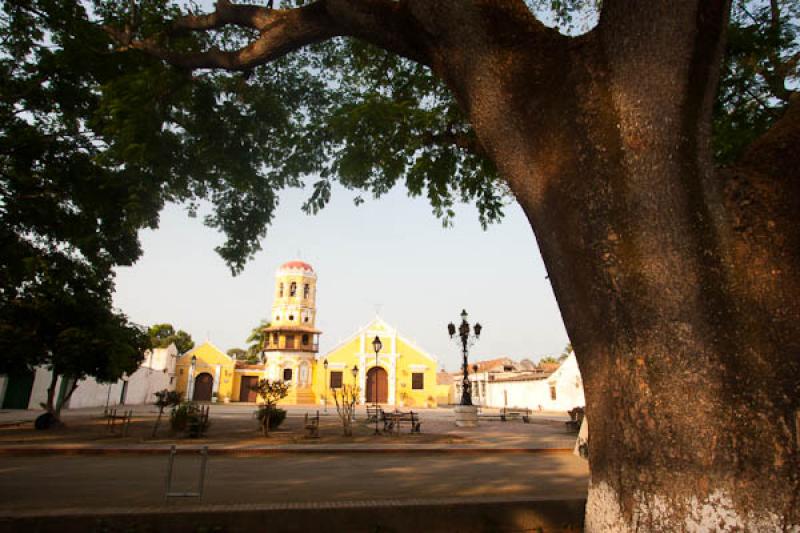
[0,404,588,530]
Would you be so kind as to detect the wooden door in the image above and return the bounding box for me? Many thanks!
[239,376,259,402]
[365,367,388,404]
[193,373,213,402]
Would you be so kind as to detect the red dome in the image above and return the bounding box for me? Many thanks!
[280,260,314,272]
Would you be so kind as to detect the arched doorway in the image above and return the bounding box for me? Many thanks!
[193,373,213,402]
[365,366,388,404]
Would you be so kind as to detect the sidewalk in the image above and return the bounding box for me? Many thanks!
[0,404,581,455]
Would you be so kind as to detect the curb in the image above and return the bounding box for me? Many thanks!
[0,495,587,519]
[0,445,574,456]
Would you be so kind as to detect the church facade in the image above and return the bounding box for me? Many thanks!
[175,260,443,406]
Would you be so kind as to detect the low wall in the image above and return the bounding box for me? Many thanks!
[0,498,586,533]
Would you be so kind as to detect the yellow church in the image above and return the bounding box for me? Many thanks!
[175,260,443,407]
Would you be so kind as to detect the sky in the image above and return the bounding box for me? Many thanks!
[113,184,570,372]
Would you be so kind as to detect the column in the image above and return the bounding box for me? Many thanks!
[359,354,366,404]
[212,365,221,396]
[186,364,196,401]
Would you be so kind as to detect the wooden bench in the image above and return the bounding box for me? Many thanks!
[382,410,422,434]
[304,411,320,438]
[565,406,585,432]
[477,407,531,423]
[502,407,531,423]
[367,406,384,423]
[105,408,133,436]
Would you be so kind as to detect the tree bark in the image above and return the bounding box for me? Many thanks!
[113,1,799,529]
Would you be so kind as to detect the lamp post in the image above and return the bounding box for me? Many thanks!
[448,310,482,427]
[372,336,382,435]
[448,309,482,406]
[323,358,329,413]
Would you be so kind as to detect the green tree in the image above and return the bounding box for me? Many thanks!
[246,320,270,360]
[252,379,290,436]
[226,347,247,360]
[0,254,149,421]
[148,323,195,353]
[3,0,799,528]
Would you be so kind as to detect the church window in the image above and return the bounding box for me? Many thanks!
[550,385,557,400]
[272,333,278,345]
[302,334,309,345]
[275,315,280,321]
[286,335,295,348]
[283,368,293,381]
[304,284,310,298]
[279,283,284,297]
[412,373,424,390]
[289,315,294,321]
[330,371,343,389]
[290,282,297,296]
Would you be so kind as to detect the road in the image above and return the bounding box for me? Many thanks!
[0,452,588,512]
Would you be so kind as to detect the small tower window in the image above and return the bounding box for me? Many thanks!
[279,283,284,297]
[272,333,278,344]
[302,334,309,345]
[290,282,297,296]
[289,315,294,321]
[283,368,293,381]
[304,284,310,299]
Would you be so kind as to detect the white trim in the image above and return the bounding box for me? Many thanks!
[408,364,429,371]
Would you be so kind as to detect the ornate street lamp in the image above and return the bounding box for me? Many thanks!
[448,309,482,406]
[372,336,382,435]
[351,365,359,381]
[323,358,329,413]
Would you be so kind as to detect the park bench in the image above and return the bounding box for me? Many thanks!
[366,405,384,423]
[382,410,422,434]
[304,411,320,438]
[502,407,531,423]
[477,407,531,423]
[105,408,133,436]
[187,404,210,438]
[565,406,585,432]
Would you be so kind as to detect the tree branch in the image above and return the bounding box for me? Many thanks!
[106,0,432,71]
[422,129,486,158]
[171,0,272,32]
[735,91,800,177]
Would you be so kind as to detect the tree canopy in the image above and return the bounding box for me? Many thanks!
[148,323,195,353]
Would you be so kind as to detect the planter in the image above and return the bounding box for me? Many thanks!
[454,405,479,427]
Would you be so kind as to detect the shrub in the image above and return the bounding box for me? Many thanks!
[257,406,287,430]
[170,403,193,432]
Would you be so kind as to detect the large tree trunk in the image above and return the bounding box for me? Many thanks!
[422,1,799,530]
[114,0,799,528]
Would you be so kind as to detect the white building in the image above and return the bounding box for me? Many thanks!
[455,353,585,412]
[0,344,178,410]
